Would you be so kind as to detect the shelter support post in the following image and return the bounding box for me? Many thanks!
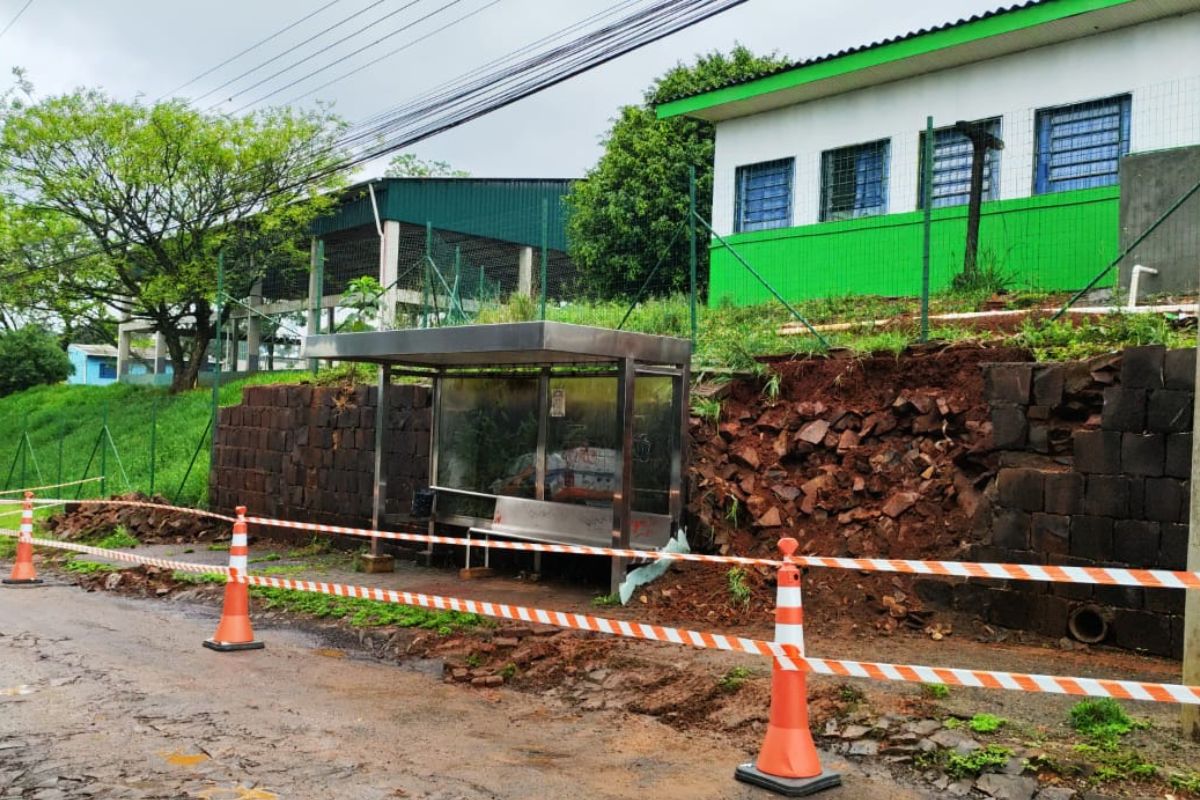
[153,332,167,376]
[307,237,324,373]
[1185,275,1200,741]
[611,357,636,596]
[669,361,689,532]
[364,363,395,574]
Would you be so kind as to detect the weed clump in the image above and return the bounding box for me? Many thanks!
[251,586,487,634]
[718,666,752,693]
[944,745,1013,778]
[1069,698,1145,748]
[726,567,751,606]
[968,713,1006,734]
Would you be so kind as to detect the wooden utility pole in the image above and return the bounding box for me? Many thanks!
[1185,313,1200,741]
[953,121,1004,280]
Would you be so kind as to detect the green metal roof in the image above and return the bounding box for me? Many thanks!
[657,0,1198,122]
[312,177,576,251]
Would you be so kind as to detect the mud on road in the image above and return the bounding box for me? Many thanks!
[0,581,917,800]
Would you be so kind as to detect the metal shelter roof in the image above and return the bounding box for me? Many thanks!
[310,177,576,250]
[302,321,691,368]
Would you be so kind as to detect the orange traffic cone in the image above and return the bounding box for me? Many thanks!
[735,537,840,796]
[4,492,42,586]
[204,506,264,651]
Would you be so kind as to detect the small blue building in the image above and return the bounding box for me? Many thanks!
[67,344,155,386]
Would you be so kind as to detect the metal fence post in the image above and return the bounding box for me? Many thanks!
[1185,256,1200,742]
[921,116,934,343]
[212,250,224,456]
[689,165,699,346]
[149,395,159,496]
[308,239,324,375]
[539,198,548,320]
[99,403,108,498]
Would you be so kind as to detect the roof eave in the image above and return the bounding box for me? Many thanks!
[656,0,1154,122]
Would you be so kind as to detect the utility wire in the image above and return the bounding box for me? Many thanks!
[0,0,34,40]
[159,0,344,100]
[276,0,505,109]
[192,0,393,105]
[229,0,471,114]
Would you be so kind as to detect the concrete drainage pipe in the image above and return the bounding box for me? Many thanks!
[1067,604,1112,644]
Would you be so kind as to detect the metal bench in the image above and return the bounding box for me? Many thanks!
[466,494,672,572]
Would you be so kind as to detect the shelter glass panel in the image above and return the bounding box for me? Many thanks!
[435,376,539,517]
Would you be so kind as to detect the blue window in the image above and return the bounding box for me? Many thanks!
[821,139,889,221]
[97,360,116,379]
[1035,95,1131,194]
[919,119,1002,209]
[734,158,793,233]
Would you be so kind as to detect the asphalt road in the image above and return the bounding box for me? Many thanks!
[0,581,921,800]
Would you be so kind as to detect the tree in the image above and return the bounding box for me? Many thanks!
[565,46,789,300]
[384,153,469,178]
[0,326,72,396]
[0,84,347,392]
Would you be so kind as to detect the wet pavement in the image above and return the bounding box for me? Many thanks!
[0,580,921,800]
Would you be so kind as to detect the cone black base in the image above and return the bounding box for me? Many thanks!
[734,764,841,797]
[203,639,265,652]
[3,578,43,585]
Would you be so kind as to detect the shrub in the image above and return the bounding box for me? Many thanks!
[1069,698,1144,748]
[0,327,72,397]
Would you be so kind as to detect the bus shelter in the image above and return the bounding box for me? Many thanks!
[302,321,691,592]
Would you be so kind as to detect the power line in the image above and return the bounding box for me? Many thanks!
[0,0,34,41]
[159,0,344,100]
[191,0,393,105]
[229,0,473,114]
[274,0,505,109]
[281,0,640,109]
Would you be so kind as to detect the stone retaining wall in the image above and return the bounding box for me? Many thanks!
[976,345,1192,657]
[209,383,431,527]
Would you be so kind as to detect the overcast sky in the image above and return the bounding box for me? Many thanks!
[1,0,1001,178]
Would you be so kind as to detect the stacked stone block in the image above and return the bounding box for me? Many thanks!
[209,383,431,527]
[979,346,1192,658]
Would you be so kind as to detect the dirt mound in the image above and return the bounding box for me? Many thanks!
[671,344,1032,632]
[45,493,225,544]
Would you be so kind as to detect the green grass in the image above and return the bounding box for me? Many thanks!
[250,586,488,634]
[591,593,620,608]
[1017,313,1192,361]
[968,713,1007,734]
[0,535,16,559]
[726,567,751,606]
[944,745,1014,778]
[61,557,119,575]
[206,542,230,551]
[249,553,282,563]
[88,527,139,550]
[718,666,752,693]
[922,683,950,700]
[1072,745,1159,784]
[0,371,309,507]
[1069,698,1146,749]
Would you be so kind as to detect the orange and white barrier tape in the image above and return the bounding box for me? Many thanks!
[29,497,235,524]
[246,515,1200,590]
[0,477,104,497]
[26,496,1200,590]
[0,529,230,576]
[5,529,1199,706]
[240,572,1200,705]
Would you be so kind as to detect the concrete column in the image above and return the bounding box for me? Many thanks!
[245,279,263,373]
[307,237,322,372]
[116,323,133,378]
[153,333,167,376]
[379,220,401,329]
[517,246,534,299]
[1184,317,1200,741]
[225,318,238,372]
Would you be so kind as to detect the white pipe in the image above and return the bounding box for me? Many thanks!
[1129,264,1159,310]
